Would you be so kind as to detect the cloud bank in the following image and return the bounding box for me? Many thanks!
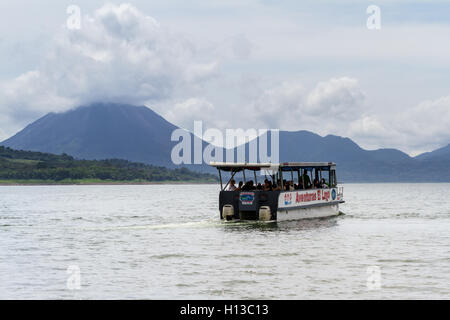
[1,2,450,156]
[0,3,217,133]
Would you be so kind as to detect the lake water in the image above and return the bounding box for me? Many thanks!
[0,183,449,299]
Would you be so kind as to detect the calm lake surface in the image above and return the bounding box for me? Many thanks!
[0,183,449,299]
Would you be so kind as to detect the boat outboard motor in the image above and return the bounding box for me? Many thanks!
[259,206,271,221]
[222,204,234,221]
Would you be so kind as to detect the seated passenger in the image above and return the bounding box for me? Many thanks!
[289,181,295,191]
[256,183,263,190]
[226,179,237,191]
[264,180,273,191]
[284,180,292,191]
[236,181,243,191]
[320,178,328,188]
[263,179,270,190]
[313,178,321,189]
[282,180,288,191]
[242,180,255,191]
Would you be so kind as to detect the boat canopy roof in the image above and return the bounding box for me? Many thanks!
[209,162,276,172]
[279,162,335,171]
[209,162,335,172]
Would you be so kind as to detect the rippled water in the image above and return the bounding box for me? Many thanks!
[0,183,449,299]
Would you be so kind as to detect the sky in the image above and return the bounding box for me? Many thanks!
[0,0,450,156]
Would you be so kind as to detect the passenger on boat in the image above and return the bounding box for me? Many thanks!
[263,179,273,191]
[242,180,255,191]
[226,179,237,191]
[236,181,243,191]
[313,178,321,189]
[256,183,263,190]
[320,178,328,188]
[284,180,294,191]
[302,171,311,189]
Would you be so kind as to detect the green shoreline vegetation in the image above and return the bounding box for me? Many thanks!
[0,146,217,185]
[0,179,217,185]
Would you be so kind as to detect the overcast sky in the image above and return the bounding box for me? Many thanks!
[1,0,450,155]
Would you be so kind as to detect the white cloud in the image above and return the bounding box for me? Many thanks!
[244,78,449,156]
[0,3,217,139]
[395,96,450,153]
[239,77,365,134]
[306,77,365,119]
[349,116,391,139]
[347,116,395,150]
[1,1,450,156]
[346,95,450,155]
[206,77,449,155]
[249,81,306,128]
[163,97,221,130]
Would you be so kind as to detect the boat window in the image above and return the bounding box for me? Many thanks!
[215,164,338,191]
[321,170,331,188]
[330,169,337,187]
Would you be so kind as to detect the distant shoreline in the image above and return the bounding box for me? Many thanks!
[1,180,449,186]
[0,179,217,186]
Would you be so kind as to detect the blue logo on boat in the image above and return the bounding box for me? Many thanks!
[331,189,336,200]
[240,192,255,205]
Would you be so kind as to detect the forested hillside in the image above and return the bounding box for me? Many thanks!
[0,146,217,183]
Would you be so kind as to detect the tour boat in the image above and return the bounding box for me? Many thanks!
[210,162,344,222]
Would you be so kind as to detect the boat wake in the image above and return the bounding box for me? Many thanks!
[82,218,278,232]
[82,220,219,231]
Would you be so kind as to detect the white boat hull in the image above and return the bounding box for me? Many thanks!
[275,188,343,221]
[276,203,340,221]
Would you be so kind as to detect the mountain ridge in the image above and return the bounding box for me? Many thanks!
[2,102,449,182]
[415,143,450,161]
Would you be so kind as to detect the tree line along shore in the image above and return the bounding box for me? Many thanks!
[0,146,217,184]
